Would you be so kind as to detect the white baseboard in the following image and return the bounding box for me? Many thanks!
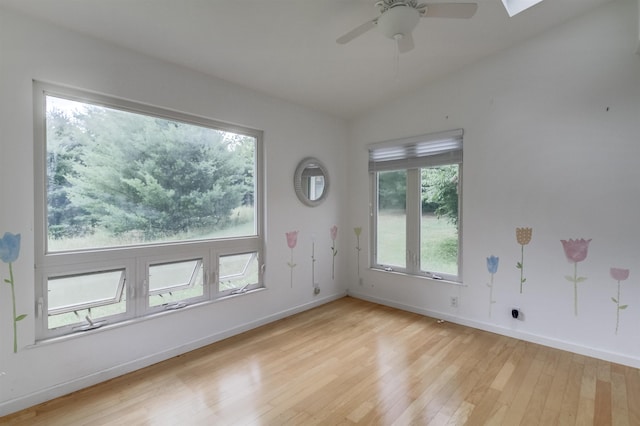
[0,291,346,417]
[347,290,640,369]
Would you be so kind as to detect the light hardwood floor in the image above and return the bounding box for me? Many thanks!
[2,297,639,425]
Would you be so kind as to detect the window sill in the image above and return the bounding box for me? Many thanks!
[370,267,465,287]
[30,286,267,348]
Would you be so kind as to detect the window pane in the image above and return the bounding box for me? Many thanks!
[148,259,204,307]
[420,165,459,275]
[219,252,259,292]
[47,269,126,329]
[376,170,406,268]
[45,95,256,252]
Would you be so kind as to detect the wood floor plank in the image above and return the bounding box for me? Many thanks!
[594,379,613,426]
[611,371,630,426]
[2,296,639,426]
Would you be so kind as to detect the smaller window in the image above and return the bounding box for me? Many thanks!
[369,129,463,282]
[148,259,205,309]
[219,252,260,295]
[47,269,127,330]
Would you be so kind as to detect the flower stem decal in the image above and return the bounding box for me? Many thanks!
[610,267,630,335]
[354,227,362,277]
[561,238,591,316]
[311,235,316,288]
[1,232,25,353]
[515,227,532,293]
[486,255,499,317]
[286,231,298,287]
[330,225,338,280]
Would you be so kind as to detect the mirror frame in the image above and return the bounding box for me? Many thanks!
[293,157,330,207]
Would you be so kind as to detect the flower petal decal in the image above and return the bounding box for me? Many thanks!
[561,238,591,263]
[487,255,499,275]
[610,267,629,282]
[0,232,21,264]
[286,231,299,249]
[515,228,532,246]
[330,225,338,241]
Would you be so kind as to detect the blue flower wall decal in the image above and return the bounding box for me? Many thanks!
[1,232,26,353]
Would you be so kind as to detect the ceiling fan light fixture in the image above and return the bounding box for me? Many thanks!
[377,5,420,40]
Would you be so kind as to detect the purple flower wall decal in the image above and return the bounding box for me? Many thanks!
[1,232,26,353]
[561,238,591,316]
[610,267,630,335]
[330,225,338,280]
[285,231,298,287]
[561,238,591,263]
[486,255,499,317]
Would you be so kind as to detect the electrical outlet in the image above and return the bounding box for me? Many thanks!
[359,277,363,286]
[511,308,524,320]
[450,296,458,308]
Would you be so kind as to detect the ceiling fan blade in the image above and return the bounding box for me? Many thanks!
[397,33,415,53]
[336,18,378,44]
[423,3,478,19]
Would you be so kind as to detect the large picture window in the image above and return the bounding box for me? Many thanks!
[34,82,264,339]
[369,130,462,282]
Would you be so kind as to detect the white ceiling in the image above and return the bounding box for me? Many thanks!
[0,0,611,119]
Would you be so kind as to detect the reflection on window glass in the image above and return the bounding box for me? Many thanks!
[47,269,126,329]
[219,252,259,292]
[148,259,204,307]
[420,165,459,275]
[377,170,406,268]
[45,95,257,252]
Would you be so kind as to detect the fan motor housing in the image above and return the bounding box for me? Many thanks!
[377,5,421,39]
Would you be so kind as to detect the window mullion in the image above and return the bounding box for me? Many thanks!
[406,169,421,274]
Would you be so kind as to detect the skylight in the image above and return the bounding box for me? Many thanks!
[501,0,545,17]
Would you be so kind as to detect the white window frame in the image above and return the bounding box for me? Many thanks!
[369,129,463,283]
[33,81,265,340]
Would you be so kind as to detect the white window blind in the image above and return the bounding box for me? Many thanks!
[368,129,463,172]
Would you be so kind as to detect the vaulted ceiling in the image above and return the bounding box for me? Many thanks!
[0,0,612,119]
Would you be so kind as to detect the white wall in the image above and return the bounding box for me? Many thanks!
[348,0,640,367]
[0,9,348,415]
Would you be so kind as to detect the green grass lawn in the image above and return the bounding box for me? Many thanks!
[377,211,458,275]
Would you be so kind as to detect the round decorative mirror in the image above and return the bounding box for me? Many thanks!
[294,157,330,207]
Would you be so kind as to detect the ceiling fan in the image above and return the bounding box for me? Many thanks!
[337,1,478,53]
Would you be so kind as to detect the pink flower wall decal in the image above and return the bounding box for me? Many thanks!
[286,231,298,249]
[561,238,591,316]
[286,231,298,287]
[610,267,630,335]
[561,238,591,263]
[330,225,338,280]
[610,267,629,281]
